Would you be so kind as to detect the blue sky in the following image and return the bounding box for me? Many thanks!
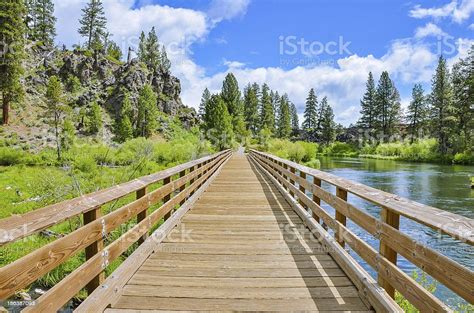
[54,0,473,125]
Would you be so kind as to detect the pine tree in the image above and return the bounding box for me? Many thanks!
[303,88,318,130]
[205,95,233,149]
[199,88,211,119]
[145,27,160,70]
[117,93,133,142]
[61,118,75,152]
[161,46,171,72]
[138,31,147,63]
[452,47,473,151]
[271,90,280,126]
[358,72,376,131]
[320,99,336,145]
[406,84,427,142]
[243,83,259,135]
[78,0,107,49]
[87,101,102,134]
[260,83,275,133]
[32,0,56,45]
[0,0,26,125]
[221,73,241,116]
[106,40,122,61]
[25,0,36,40]
[136,85,158,138]
[290,102,299,135]
[429,56,455,154]
[316,96,327,131]
[375,71,401,140]
[46,76,68,160]
[277,94,292,138]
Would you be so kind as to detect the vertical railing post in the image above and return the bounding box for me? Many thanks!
[335,187,347,247]
[289,167,296,197]
[312,177,321,223]
[189,166,196,196]
[378,207,400,299]
[83,207,104,294]
[136,187,148,245]
[163,176,172,220]
[179,170,186,206]
[299,171,307,208]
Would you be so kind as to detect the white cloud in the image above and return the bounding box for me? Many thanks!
[409,0,474,23]
[469,23,474,29]
[207,0,251,23]
[414,23,448,38]
[223,59,246,68]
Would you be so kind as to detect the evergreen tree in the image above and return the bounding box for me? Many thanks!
[25,0,36,40]
[277,94,292,138]
[46,76,68,160]
[136,85,158,138]
[78,0,107,49]
[429,56,455,154]
[243,83,259,135]
[452,47,473,151]
[0,0,26,125]
[290,102,299,135]
[106,40,122,61]
[406,84,427,142]
[358,72,376,131]
[138,31,147,63]
[87,101,102,134]
[375,71,401,140]
[61,118,75,152]
[260,83,275,133]
[117,93,133,142]
[145,27,160,70]
[303,88,318,130]
[32,0,56,45]
[271,90,280,126]
[199,88,211,119]
[205,95,233,149]
[161,46,171,72]
[320,99,336,145]
[221,73,241,116]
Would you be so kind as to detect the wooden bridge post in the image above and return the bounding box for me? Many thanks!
[179,170,186,206]
[312,177,321,223]
[299,171,307,209]
[83,207,105,294]
[378,207,400,299]
[136,187,148,245]
[335,187,347,247]
[289,167,296,197]
[163,176,172,220]
[189,166,196,196]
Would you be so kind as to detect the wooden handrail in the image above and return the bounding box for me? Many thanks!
[0,150,231,308]
[0,150,230,245]
[250,149,473,245]
[250,149,473,311]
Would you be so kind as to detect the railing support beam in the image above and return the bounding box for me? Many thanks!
[313,177,321,223]
[335,187,347,247]
[136,187,148,245]
[83,207,104,295]
[378,207,400,299]
[163,176,172,220]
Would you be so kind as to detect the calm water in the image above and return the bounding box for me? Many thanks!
[315,157,473,308]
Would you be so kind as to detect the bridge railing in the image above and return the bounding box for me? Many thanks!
[250,149,473,312]
[0,149,231,311]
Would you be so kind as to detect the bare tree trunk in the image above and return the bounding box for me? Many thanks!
[2,94,9,125]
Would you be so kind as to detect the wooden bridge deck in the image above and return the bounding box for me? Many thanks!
[105,155,372,312]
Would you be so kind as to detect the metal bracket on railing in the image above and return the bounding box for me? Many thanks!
[101,249,110,269]
[101,218,107,239]
[374,253,381,271]
[374,220,382,239]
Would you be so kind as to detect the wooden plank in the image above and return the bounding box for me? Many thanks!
[142,259,340,269]
[0,150,230,245]
[111,297,370,311]
[83,207,104,295]
[121,285,361,299]
[148,252,335,262]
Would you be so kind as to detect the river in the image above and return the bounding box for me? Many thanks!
[316,157,473,309]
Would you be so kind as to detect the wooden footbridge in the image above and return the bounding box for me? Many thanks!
[0,150,472,312]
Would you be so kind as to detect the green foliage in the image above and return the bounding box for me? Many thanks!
[358,72,376,131]
[46,76,69,160]
[136,85,158,138]
[319,97,336,145]
[277,94,292,138]
[204,95,234,149]
[303,88,318,130]
[304,158,321,169]
[78,0,107,49]
[28,0,57,46]
[61,118,76,151]
[407,84,428,141]
[260,84,275,134]
[0,147,25,166]
[243,83,259,135]
[453,152,474,165]
[321,142,357,157]
[375,71,401,139]
[106,40,122,61]
[72,153,98,173]
[65,74,81,94]
[260,139,319,164]
[395,271,437,312]
[0,0,26,125]
[86,102,102,134]
[116,94,134,142]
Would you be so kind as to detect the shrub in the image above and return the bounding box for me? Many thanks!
[304,158,321,169]
[295,141,318,162]
[0,147,25,166]
[322,142,357,157]
[453,152,474,165]
[73,154,97,173]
